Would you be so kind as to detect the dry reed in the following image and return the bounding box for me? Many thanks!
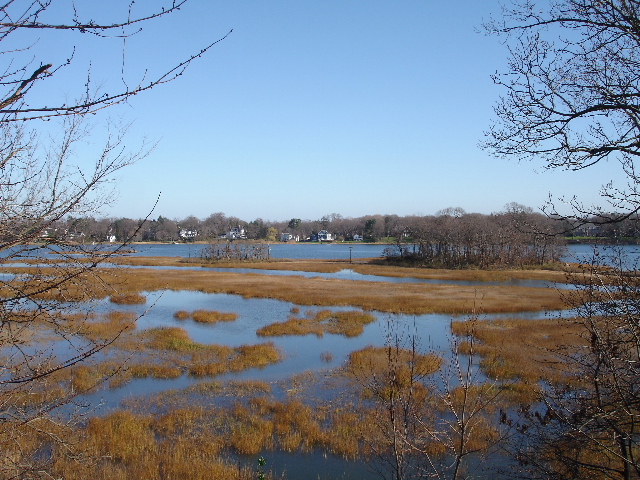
[173,310,190,320]
[257,310,376,337]
[347,345,442,382]
[6,264,568,314]
[109,293,146,305]
[192,309,238,323]
[451,317,584,385]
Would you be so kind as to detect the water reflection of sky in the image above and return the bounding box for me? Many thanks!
[79,289,569,412]
[3,242,640,264]
[48,281,579,480]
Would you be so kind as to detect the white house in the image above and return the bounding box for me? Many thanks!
[317,230,333,241]
[179,229,197,240]
[280,233,299,242]
[352,234,363,242]
[226,226,246,239]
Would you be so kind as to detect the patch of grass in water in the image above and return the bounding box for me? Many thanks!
[256,310,375,338]
[109,293,146,305]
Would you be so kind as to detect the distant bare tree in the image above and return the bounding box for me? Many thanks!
[386,206,564,268]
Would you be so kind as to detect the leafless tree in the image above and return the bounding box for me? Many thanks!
[484,1,640,478]
[506,248,640,480]
[354,319,509,480]
[483,0,640,224]
[387,207,565,268]
[0,1,228,476]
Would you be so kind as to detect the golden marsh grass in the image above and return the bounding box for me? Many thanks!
[3,260,570,313]
[44,397,382,479]
[50,409,260,480]
[173,310,190,320]
[192,309,238,323]
[347,345,442,378]
[57,315,282,385]
[80,267,567,314]
[346,345,442,401]
[172,309,239,323]
[451,317,584,385]
[73,310,138,342]
[257,309,376,337]
[1,256,592,477]
[113,255,582,283]
[135,327,282,377]
[109,293,146,305]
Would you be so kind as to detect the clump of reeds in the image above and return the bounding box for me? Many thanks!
[173,310,190,320]
[135,327,282,377]
[128,363,183,380]
[223,380,272,395]
[192,310,238,323]
[69,362,123,393]
[256,309,376,337]
[320,351,334,363]
[172,309,238,323]
[451,317,583,386]
[143,327,202,352]
[109,293,146,305]
[188,343,281,376]
[77,311,138,341]
[347,345,441,378]
[346,345,442,398]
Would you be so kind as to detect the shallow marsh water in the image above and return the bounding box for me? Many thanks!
[5,242,622,480]
[75,286,560,480]
[89,289,455,397]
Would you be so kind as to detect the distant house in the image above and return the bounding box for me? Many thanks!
[352,234,363,242]
[310,230,333,242]
[179,229,197,240]
[226,226,246,240]
[107,235,117,243]
[318,230,333,241]
[281,233,299,242]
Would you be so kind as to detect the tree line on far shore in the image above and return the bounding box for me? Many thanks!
[33,202,639,246]
[31,202,640,268]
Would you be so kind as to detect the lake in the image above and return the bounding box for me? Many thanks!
[128,242,640,267]
[129,242,391,260]
[4,241,640,266]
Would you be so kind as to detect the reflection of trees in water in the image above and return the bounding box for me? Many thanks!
[201,241,270,261]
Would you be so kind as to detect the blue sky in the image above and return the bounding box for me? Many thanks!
[27,1,624,221]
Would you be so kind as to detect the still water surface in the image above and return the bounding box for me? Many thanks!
[82,286,560,480]
[127,242,640,266]
[11,242,637,479]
